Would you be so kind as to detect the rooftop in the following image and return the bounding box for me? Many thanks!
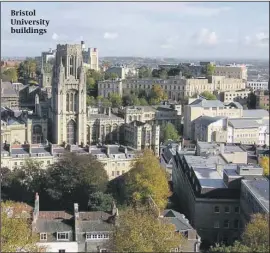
[243,109,269,119]
[229,118,261,129]
[242,179,269,212]
[189,98,224,108]
[194,116,226,127]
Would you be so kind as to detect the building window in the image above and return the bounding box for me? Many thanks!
[224,206,230,213]
[234,219,239,229]
[112,171,114,177]
[122,170,125,174]
[117,171,120,176]
[214,206,220,213]
[57,232,69,240]
[214,221,220,228]
[40,233,47,241]
[234,206,240,213]
[67,120,76,145]
[223,220,230,229]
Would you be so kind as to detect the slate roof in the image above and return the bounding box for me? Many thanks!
[229,119,260,129]
[243,109,269,118]
[189,98,224,108]
[162,209,193,231]
[194,115,226,126]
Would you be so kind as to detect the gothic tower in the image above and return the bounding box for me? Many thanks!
[51,44,87,146]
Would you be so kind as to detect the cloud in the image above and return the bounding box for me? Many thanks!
[103,32,119,40]
[52,33,59,40]
[244,32,269,47]
[193,28,218,46]
[160,36,179,49]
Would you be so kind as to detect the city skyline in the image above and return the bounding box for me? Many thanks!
[1,2,269,59]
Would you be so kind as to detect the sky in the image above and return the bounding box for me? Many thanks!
[1,1,269,59]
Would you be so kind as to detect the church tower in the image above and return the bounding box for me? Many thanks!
[51,44,87,146]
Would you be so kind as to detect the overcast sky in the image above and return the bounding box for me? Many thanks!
[1,2,269,59]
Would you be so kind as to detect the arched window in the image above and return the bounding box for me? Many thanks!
[66,94,69,111]
[67,120,76,144]
[32,125,43,144]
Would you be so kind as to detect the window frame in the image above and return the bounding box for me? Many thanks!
[57,232,69,241]
[40,232,47,241]
[214,206,220,213]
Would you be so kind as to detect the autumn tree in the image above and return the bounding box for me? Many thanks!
[108,207,184,252]
[211,213,269,253]
[1,201,39,252]
[200,91,217,100]
[149,84,168,105]
[2,68,18,82]
[45,152,108,210]
[125,149,171,209]
[160,122,179,143]
[108,92,122,108]
[259,156,269,176]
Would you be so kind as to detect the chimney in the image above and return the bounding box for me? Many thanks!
[49,143,54,155]
[124,147,128,155]
[74,203,79,241]
[108,107,111,117]
[32,193,39,232]
[81,41,86,51]
[182,138,185,148]
[106,146,110,156]
[111,201,118,216]
[220,143,225,154]
[88,145,91,153]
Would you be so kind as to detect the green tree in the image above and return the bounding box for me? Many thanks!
[86,96,97,106]
[211,213,269,253]
[125,149,171,209]
[206,63,216,76]
[105,72,118,80]
[1,201,39,252]
[109,207,184,252]
[45,152,108,210]
[100,97,113,108]
[160,123,179,143]
[88,191,115,212]
[139,97,149,106]
[86,77,95,90]
[247,92,257,109]
[2,68,18,82]
[159,69,168,79]
[122,94,140,106]
[138,66,152,78]
[109,93,123,108]
[200,91,217,100]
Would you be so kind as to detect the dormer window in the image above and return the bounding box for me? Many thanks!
[40,233,47,241]
[57,232,69,240]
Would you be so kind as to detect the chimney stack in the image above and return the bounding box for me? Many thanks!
[220,143,225,154]
[74,203,79,241]
[32,193,40,232]
[108,107,111,117]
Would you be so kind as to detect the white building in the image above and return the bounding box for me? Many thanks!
[246,81,269,91]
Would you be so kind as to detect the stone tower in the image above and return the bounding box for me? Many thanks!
[51,44,87,146]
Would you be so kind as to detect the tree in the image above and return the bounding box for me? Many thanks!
[109,93,123,108]
[122,94,140,106]
[100,97,113,108]
[200,91,217,100]
[159,69,168,79]
[1,201,39,252]
[109,207,184,252]
[149,85,168,105]
[247,92,257,109]
[139,97,149,106]
[160,123,179,143]
[138,66,152,78]
[125,149,171,209]
[87,96,97,106]
[206,63,216,76]
[210,213,269,253]
[86,76,95,90]
[45,152,108,210]
[105,72,119,80]
[2,68,18,82]
[88,191,115,212]
[18,59,37,81]
[259,156,269,176]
